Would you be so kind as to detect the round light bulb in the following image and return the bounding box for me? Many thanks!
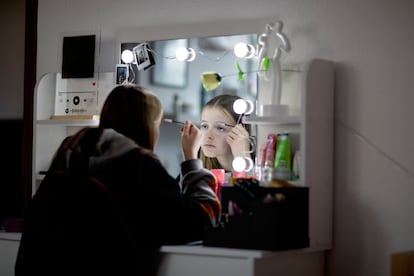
[234,42,255,58]
[233,99,247,115]
[176,47,195,61]
[121,49,134,64]
[232,156,254,172]
[176,46,188,61]
[233,99,254,115]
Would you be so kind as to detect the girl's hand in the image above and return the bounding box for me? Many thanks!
[181,120,202,160]
[225,124,251,158]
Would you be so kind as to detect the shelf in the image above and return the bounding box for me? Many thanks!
[0,231,21,241]
[243,115,300,125]
[37,119,99,126]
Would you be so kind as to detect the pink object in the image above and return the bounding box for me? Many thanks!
[211,169,225,198]
[264,133,277,167]
[232,170,247,177]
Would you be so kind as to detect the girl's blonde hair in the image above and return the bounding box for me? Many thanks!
[199,94,251,170]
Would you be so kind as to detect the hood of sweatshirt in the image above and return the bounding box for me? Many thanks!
[61,128,140,173]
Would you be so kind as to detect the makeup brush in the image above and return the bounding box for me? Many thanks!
[163,118,184,125]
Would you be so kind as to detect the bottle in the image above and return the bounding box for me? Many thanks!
[291,150,301,181]
[264,134,277,167]
[274,132,291,171]
[261,134,277,183]
[255,143,267,181]
[273,160,291,180]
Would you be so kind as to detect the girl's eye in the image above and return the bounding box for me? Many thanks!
[215,126,226,132]
[200,123,209,130]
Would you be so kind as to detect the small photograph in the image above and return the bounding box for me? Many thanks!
[115,64,129,84]
[133,42,154,71]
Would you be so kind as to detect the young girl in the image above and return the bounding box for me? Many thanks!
[199,94,253,172]
[16,85,221,276]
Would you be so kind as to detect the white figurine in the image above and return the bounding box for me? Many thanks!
[257,21,290,107]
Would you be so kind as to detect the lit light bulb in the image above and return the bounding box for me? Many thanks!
[234,42,255,58]
[176,47,196,61]
[233,99,254,115]
[232,156,254,172]
[121,50,134,64]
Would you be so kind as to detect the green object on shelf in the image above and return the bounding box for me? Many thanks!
[262,56,270,71]
[274,132,291,172]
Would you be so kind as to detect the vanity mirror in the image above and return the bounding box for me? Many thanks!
[118,33,260,175]
[115,20,294,175]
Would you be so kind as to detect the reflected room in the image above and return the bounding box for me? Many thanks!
[119,34,258,175]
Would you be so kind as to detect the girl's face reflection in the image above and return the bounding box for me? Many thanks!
[200,107,234,159]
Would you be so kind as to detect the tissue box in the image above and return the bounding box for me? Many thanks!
[204,183,309,251]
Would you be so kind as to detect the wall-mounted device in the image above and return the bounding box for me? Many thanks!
[54,33,100,116]
[54,73,98,116]
[61,34,96,78]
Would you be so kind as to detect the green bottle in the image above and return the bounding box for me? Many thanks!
[274,132,291,173]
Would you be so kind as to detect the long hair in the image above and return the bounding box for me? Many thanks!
[99,85,163,150]
[200,94,251,170]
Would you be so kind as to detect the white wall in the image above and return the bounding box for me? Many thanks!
[35,0,414,275]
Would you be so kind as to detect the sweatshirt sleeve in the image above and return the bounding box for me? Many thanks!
[180,159,221,227]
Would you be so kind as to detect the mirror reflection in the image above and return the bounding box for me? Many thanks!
[120,34,258,175]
